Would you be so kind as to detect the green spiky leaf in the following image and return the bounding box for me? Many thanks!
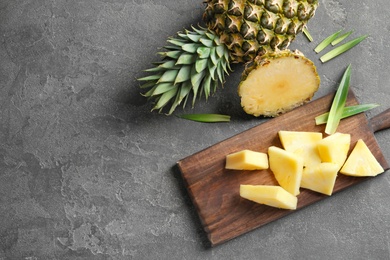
[325,65,352,135]
[314,29,342,53]
[177,113,230,123]
[315,103,379,125]
[320,35,368,63]
[138,26,231,115]
[303,27,313,42]
[331,31,353,46]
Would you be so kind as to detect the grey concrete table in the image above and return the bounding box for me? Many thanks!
[1,1,390,259]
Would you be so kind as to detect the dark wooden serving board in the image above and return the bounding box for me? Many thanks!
[177,90,390,247]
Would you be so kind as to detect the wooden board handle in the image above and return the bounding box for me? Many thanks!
[370,108,390,133]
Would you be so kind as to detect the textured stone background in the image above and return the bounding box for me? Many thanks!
[1,0,390,259]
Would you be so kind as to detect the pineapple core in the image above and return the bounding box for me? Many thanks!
[340,139,384,177]
[240,185,297,210]
[225,150,268,170]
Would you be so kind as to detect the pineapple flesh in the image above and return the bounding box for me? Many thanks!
[301,163,339,196]
[226,150,269,170]
[268,145,303,196]
[278,130,322,168]
[317,133,351,170]
[238,50,320,117]
[240,185,298,210]
[340,139,384,177]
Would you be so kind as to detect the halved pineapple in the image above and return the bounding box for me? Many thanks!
[340,139,384,177]
[301,163,339,196]
[240,185,297,210]
[268,146,303,196]
[225,150,269,170]
[278,130,322,168]
[238,50,320,117]
[317,133,351,170]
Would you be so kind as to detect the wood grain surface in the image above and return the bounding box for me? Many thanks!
[177,90,389,247]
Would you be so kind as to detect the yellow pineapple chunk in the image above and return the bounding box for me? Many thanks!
[225,150,268,170]
[301,163,339,196]
[317,133,351,170]
[240,185,297,210]
[238,50,320,117]
[268,146,303,196]
[340,139,384,177]
[278,130,322,168]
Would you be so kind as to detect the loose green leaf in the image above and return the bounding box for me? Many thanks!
[320,35,368,63]
[177,113,230,123]
[325,65,352,135]
[303,27,313,42]
[331,30,353,46]
[315,103,379,125]
[314,29,342,53]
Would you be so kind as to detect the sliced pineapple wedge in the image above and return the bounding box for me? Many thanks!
[340,139,384,177]
[268,146,303,196]
[301,163,339,196]
[240,185,297,210]
[225,150,269,170]
[278,130,322,168]
[238,50,320,117]
[317,133,351,170]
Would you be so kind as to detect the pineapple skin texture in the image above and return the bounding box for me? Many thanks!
[225,150,269,170]
[240,185,297,210]
[340,139,384,177]
[203,0,319,63]
[238,50,320,117]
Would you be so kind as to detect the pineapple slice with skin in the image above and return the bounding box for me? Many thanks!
[240,185,297,210]
[340,139,384,177]
[268,146,303,196]
[317,133,351,170]
[301,163,339,196]
[225,150,269,170]
[238,50,321,117]
[278,130,322,169]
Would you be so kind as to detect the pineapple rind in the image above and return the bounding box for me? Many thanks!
[203,0,319,63]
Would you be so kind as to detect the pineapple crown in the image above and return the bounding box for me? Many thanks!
[138,26,231,115]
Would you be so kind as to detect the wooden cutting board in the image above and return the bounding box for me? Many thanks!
[177,90,390,247]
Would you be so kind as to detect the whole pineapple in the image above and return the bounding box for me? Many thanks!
[138,0,319,116]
